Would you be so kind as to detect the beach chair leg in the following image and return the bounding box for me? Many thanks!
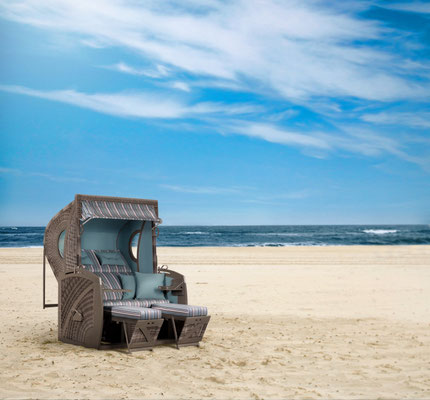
[171,317,179,349]
[122,322,131,353]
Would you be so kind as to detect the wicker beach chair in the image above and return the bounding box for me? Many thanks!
[43,194,210,351]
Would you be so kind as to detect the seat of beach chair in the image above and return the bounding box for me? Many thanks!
[151,302,208,317]
[104,298,169,308]
[108,306,162,320]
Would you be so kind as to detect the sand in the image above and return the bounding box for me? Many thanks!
[0,245,429,399]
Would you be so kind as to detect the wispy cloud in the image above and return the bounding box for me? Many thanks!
[1,0,428,102]
[2,84,428,168]
[230,123,331,150]
[0,84,259,119]
[380,2,430,14]
[160,184,241,195]
[171,81,190,92]
[105,62,170,78]
[0,84,188,118]
[229,121,430,168]
[361,112,430,129]
[0,167,91,183]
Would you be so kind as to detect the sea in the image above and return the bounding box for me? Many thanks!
[1,225,430,247]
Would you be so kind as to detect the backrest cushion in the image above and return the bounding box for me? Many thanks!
[81,249,101,269]
[135,272,165,300]
[119,274,136,300]
[82,249,132,300]
[94,250,133,275]
[95,271,122,301]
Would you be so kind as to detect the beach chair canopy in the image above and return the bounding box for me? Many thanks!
[44,194,161,279]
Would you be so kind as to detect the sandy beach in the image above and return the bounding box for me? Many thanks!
[0,245,429,399]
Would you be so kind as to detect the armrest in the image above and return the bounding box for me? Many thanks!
[102,288,132,293]
[158,285,183,292]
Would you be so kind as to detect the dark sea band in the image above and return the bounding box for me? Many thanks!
[1,225,430,247]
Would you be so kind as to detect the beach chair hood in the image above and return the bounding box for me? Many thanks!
[44,194,161,279]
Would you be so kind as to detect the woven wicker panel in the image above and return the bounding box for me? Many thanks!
[125,320,161,346]
[178,317,210,344]
[64,201,80,272]
[60,276,95,343]
[44,202,73,279]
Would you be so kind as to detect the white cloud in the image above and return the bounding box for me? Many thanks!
[171,81,190,92]
[361,112,430,129]
[160,184,241,195]
[1,0,428,102]
[1,84,427,168]
[228,121,427,164]
[0,166,91,183]
[106,62,170,78]
[231,123,332,149]
[0,84,265,119]
[381,2,430,14]
[0,84,188,118]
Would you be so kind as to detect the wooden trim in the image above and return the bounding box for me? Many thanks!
[152,221,157,273]
[128,230,140,262]
[136,222,145,273]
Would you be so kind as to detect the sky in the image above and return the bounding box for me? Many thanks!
[0,0,429,226]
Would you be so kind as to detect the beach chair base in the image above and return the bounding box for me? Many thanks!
[111,317,163,352]
[161,315,210,349]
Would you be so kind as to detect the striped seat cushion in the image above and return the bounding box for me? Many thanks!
[95,272,122,301]
[104,299,169,308]
[108,306,162,320]
[152,303,208,317]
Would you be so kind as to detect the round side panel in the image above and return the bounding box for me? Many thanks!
[44,203,73,280]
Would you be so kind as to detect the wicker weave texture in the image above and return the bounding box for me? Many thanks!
[60,276,95,344]
[125,320,162,346]
[44,202,73,279]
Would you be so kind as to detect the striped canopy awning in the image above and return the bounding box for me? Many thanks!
[80,200,161,224]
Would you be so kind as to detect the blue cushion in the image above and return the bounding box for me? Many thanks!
[104,299,169,307]
[164,275,178,304]
[81,249,101,268]
[152,303,208,317]
[119,274,136,300]
[109,306,162,320]
[135,272,165,300]
[94,250,127,266]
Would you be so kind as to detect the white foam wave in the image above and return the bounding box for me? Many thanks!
[231,242,332,247]
[363,229,397,235]
[247,233,300,237]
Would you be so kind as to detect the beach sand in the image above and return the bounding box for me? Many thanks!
[0,246,429,399]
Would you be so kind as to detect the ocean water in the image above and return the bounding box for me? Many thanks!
[1,225,430,247]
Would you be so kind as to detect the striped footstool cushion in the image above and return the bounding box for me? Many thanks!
[108,306,162,320]
[152,303,208,317]
[104,298,169,308]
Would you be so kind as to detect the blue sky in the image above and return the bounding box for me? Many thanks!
[1,0,429,225]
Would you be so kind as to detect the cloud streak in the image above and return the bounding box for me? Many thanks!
[0,84,260,119]
[160,184,241,195]
[1,0,429,102]
[0,167,91,183]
